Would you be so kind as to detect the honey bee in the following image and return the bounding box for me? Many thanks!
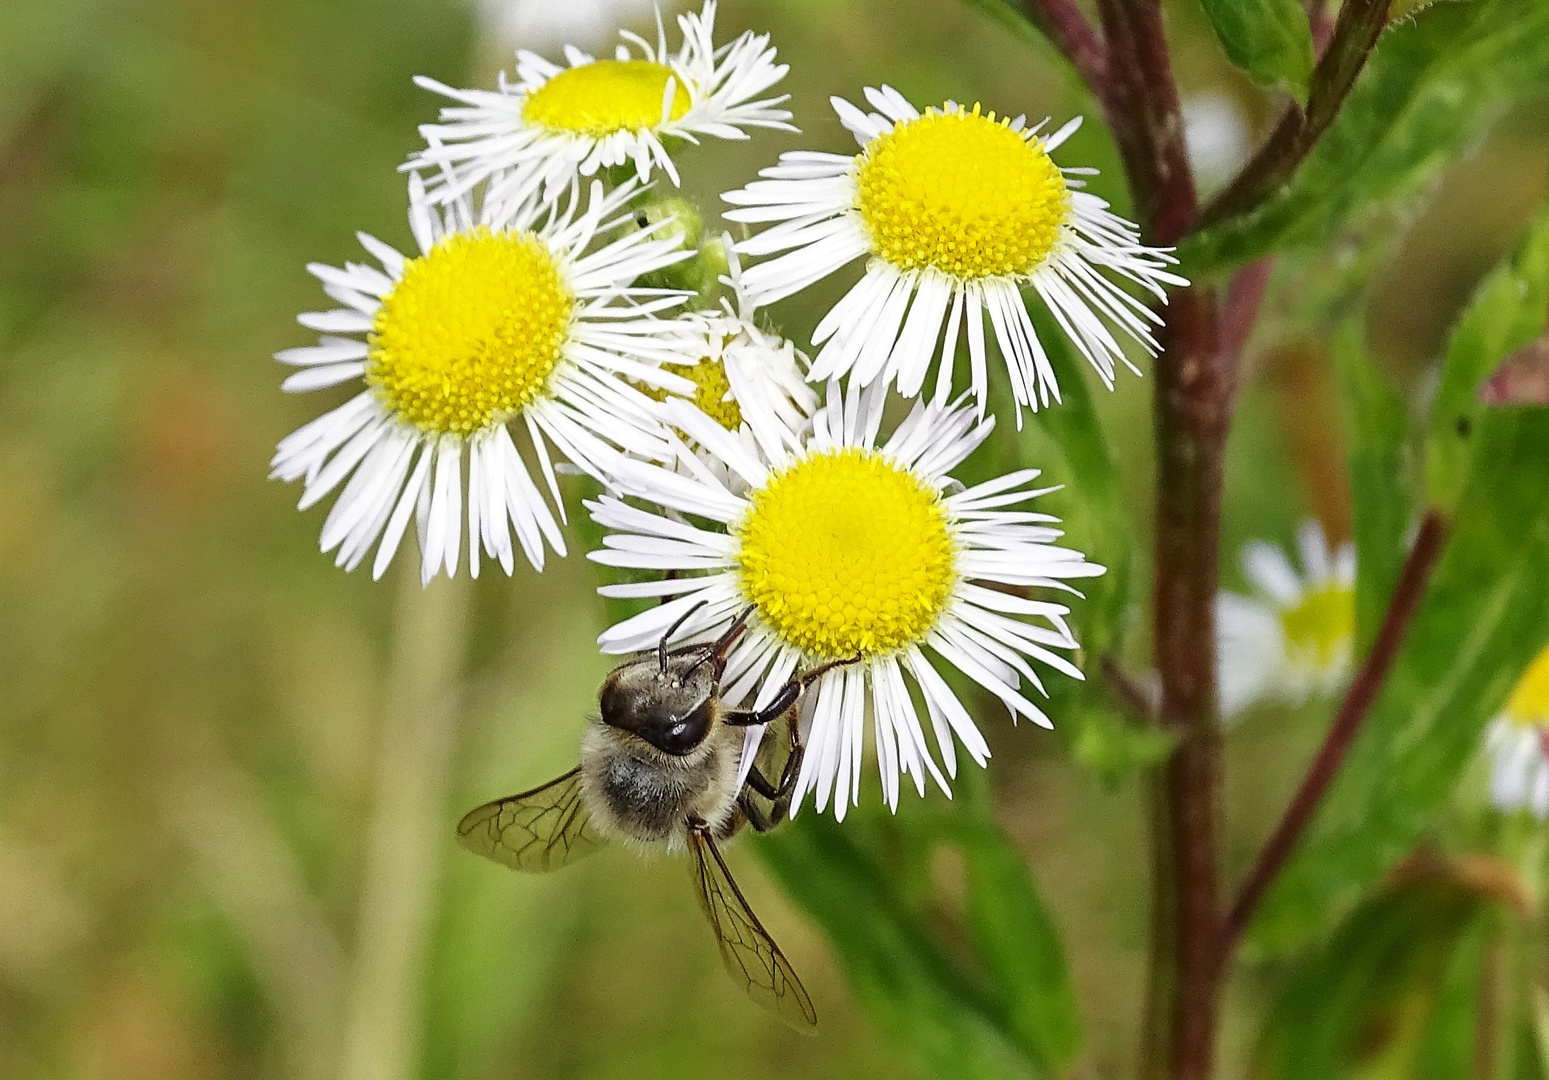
[456,605,852,1031]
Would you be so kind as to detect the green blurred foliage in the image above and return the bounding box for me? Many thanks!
[1196,0,1316,103]
[2,0,1549,1077]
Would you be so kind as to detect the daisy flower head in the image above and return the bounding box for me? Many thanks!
[723,87,1187,414]
[642,237,818,471]
[270,174,696,584]
[588,382,1105,818]
[1483,644,1549,819]
[411,2,793,211]
[1216,520,1356,721]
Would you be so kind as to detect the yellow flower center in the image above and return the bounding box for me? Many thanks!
[735,447,957,659]
[367,228,573,436]
[638,356,744,431]
[1504,645,1549,728]
[522,59,692,136]
[855,104,1071,280]
[1278,583,1355,668]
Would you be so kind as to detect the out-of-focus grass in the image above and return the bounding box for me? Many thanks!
[0,0,1545,1077]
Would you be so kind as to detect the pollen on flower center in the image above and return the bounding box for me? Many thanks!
[855,104,1071,280]
[1504,646,1549,728]
[523,59,693,136]
[638,355,744,431]
[1278,583,1354,667]
[368,228,573,436]
[735,447,957,659]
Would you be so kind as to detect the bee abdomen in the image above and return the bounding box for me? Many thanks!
[599,759,688,842]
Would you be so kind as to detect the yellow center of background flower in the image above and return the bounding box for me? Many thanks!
[523,59,693,136]
[1278,584,1354,668]
[368,228,573,436]
[636,357,743,431]
[855,105,1070,279]
[1504,644,1549,727]
[735,447,957,659]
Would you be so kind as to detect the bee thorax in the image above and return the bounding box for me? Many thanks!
[578,720,741,849]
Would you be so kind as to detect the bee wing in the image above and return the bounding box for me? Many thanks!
[457,767,607,873]
[687,826,818,1032]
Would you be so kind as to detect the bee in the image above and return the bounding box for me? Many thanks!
[456,605,852,1031]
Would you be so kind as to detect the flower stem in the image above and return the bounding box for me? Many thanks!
[338,566,470,1080]
[1143,285,1228,1080]
[1222,510,1448,951]
[1195,0,1391,230]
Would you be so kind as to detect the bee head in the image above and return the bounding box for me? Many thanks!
[599,652,719,756]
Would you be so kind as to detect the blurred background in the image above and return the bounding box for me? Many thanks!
[1,0,1546,1077]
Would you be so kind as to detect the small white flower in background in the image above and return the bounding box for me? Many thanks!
[1180,92,1249,197]
[722,87,1186,415]
[587,382,1104,819]
[270,176,694,584]
[1484,645,1549,819]
[1216,520,1356,720]
[471,0,667,55]
[641,238,818,474]
[411,1,793,210]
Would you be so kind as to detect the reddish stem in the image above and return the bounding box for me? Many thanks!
[1196,0,1390,231]
[1094,0,1197,242]
[1220,259,1274,363]
[1143,285,1227,1080]
[1222,510,1449,950]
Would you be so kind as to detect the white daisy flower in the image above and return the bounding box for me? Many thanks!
[411,1,793,210]
[722,87,1187,413]
[588,382,1105,818]
[270,175,694,584]
[1483,644,1549,819]
[1216,520,1356,721]
[642,237,818,471]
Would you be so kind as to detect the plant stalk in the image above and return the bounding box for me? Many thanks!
[338,566,470,1080]
[1222,511,1447,950]
[1142,285,1228,1080]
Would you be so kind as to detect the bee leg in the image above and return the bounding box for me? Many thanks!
[743,763,781,799]
[737,734,804,828]
[736,792,777,834]
[724,651,863,729]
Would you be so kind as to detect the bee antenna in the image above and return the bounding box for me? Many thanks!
[659,599,710,672]
[683,605,754,680]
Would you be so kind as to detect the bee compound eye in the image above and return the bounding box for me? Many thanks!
[648,698,714,755]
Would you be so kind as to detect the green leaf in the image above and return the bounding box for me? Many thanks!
[1426,203,1549,513]
[957,830,1082,1070]
[951,817,1083,1070]
[1197,0,1315,101]
[757,815,1041,1080]
[1247,205,1549,952]
[1250,410,1549,952]
[1333,320,1413,653]
[1181,0,1549,274]
[1412,916,1494,1080]
[1252,874,1484,1079]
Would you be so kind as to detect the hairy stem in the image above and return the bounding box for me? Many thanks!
[1222,511,1448,951]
